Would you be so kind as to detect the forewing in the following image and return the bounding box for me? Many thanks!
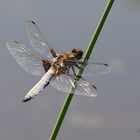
[6,41,45,76]
[25,20,53,59]
[81,62,111,76]
[50,74,97,97]
[67,61,111,77]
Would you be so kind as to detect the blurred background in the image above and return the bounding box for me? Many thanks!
[0,0,140,139]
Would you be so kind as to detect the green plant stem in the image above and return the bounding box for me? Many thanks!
[49,0,114,140]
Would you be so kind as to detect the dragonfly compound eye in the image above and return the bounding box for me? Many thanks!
[71,49,76,53]
[71,49,83,59]
[76,49,83,59]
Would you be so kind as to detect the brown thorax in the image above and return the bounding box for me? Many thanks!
[42,48,83,76]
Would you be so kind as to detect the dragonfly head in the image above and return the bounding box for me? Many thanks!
[71,49,83,59]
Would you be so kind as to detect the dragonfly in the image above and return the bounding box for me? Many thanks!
[6,20,111,102]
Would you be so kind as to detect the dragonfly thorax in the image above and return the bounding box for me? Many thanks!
[50,51,80,75]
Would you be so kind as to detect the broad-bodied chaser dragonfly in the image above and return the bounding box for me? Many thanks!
[6,20,111,102]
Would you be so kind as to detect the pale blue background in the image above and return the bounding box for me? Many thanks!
[0,0,140,139]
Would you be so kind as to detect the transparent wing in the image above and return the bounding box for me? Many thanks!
[50,74,97,97]
[81,62,111,76]
[25,20,54,59]
[6,41,45,76]
[66,61,111,77]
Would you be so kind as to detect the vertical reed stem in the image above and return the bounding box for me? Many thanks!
[49,0,114,139]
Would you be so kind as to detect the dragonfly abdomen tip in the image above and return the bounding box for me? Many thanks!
[22,97,32,103]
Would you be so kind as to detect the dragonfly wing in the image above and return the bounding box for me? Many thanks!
[25,20,54,59]
[72,61,111,77]
[75,79,97,97]
[50,74,97,97]
[6,41,45,76]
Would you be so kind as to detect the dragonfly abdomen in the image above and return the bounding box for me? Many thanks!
[22,68,55,102]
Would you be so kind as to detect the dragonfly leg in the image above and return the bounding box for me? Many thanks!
[75,64,80,69]
[72,65,84,79]
[72,66,76,76]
